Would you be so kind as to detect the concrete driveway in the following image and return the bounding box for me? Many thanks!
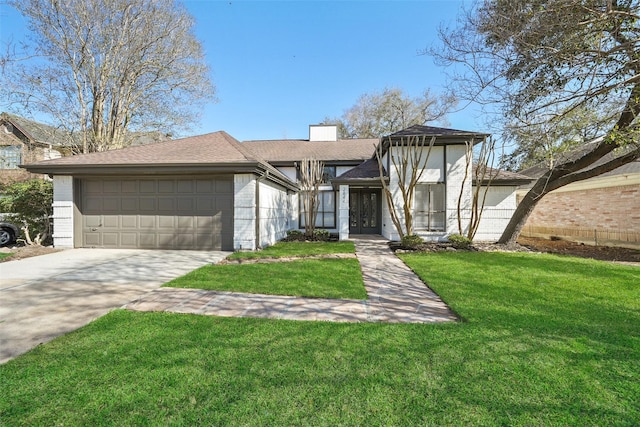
[0,248,229,364]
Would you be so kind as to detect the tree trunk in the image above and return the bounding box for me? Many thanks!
[498,143,640,244]
[497,186,545,245]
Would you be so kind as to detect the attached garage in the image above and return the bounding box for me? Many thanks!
[77,176,234,250]
[23,131,299,251]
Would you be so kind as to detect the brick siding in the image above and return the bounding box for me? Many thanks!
[520,183,640,247]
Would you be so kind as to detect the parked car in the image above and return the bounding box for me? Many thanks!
[0,216,19,247]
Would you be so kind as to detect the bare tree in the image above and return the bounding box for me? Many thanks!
[457,136,499,240]
[299,158,324,238]
[501,107,614,171]
[324,88,456,139]
[1,0,214,153]
[375,135,436,239]
[432,0,640,244]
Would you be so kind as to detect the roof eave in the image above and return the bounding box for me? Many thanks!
[21,161,299,191]
[267,159,371,167]
[331,177,387,189]
[386,133,489,144]
[474,178,534,186]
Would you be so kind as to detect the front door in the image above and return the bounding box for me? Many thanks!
[349,189,382,234]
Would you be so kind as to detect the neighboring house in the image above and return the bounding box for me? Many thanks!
[0,113,67,186]
[517,143,640,249]
[23,124,531,251]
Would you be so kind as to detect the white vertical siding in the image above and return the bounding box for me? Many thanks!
[288,192,299,230]
[258,180,289,247]
[309,125,338,141]
[471,185,518,241]
[446,144,471,237]
[381,193,398,240]
[233,174,257,251]
[380,143,475,241]
[52,175,74,248]
[275,166,297,183]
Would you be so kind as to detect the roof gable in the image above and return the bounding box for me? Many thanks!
[1,113,74,147]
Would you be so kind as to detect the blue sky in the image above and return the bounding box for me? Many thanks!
[0,0,481,141]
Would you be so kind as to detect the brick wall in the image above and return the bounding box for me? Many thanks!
[0,144,48,186]
[520,183,640,248]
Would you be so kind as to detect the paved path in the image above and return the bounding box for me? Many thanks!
[125,236,457,323]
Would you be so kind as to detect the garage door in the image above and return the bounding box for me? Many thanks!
[79,176,234,250]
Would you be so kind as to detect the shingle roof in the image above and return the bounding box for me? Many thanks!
[241,138,377,162]
[335,158,385,180]
[2,113,74,147]
[476,165,533,185]
[519,137,640,180]
[23,131,297,189]
[388,124,490,138]
[28,131,259,166]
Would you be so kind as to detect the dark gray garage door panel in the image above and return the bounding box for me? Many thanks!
[80,177,233,250]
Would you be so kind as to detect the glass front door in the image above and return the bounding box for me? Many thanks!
[349,189,381,234]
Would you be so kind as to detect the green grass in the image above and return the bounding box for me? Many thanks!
[0,252,13,261]
[227,240,355,260]
[1,252,639,425]
[163,258,367,299]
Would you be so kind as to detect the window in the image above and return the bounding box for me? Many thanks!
[296,165,336,184]
[322,166,336,183]
[0,145,21,169]
[414,183,445,231]
[299,190,336,228]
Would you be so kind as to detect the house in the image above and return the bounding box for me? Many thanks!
[22,124,531,250]
[0,113,67,186]
[517,143,640,249]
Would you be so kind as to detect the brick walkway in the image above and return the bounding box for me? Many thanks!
[124,236,457,323]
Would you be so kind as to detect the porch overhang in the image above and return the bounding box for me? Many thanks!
[331,177,387,190]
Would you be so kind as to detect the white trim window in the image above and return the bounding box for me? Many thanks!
[414,183,445,232]
[299,190,336,228]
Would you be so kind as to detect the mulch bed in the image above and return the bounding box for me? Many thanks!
[388,236,640,264]
[517,236,640,263]
[220,253,357,265]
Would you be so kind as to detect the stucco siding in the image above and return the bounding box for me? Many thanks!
[52,175,74,248]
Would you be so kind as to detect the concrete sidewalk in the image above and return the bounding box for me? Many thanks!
[125,236,457,323]
[0,249,229,364]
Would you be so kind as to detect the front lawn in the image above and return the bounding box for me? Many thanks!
[227,240,355,260]
[164,258,367,299]
[1,252,638,425]
[0,252,12,261]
